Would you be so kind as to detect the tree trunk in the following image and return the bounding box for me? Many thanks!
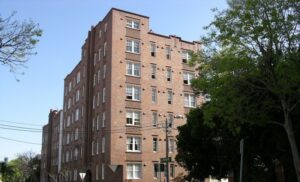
[284,116,300,182]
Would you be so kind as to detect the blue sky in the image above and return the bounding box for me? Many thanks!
[0,0,227,160]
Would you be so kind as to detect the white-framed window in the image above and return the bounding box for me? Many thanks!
[99,29,102,38]
[102,88,106,103]
[152,112,158,127]
[152,137,158,152]
[75,128,79,140]
[98,48,101,61]
[75,108,80,121]
[150,42,156,57]
[97,91,100,106]
[96,115,100,130]
[96,164,99,180]
[74,148,78,160]
[170,164,175,177]
[166,46,171,59]
[126,19,140,29]
[104,23,107,32]
[67,115,71,126]
[66,133,70,144]
[103,42,107,57]
[76,90,80,102]
[126,136,141,152]
[93,74,96,86]
[167,90,173,104]
[96,138,99,155]
[127,163,142,179]
[183,71,195,85]
[102,112,105,127]
[126,39,140,54]
[126,61,141,77]
[97,69,101,83]
[101,164,105,180]
[151,87,157,103]
[93,95,96,109]
[68,82,72,92]
[168,138,176,153]
[151,64,156,79]
[126,110,141,126]
[102,137,105,153]
[92,141,95,156]
[167,113,174,128]
[94,53,97,65]
[68,98,71,109]
[74,169,77,181]
[76,71,81,84]
[181,50,191,63]
[166,67,172,81]
[103,65,106,79]
[184,93,196,108]
[126,85,141,101]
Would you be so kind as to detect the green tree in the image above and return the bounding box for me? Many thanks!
[0,158,15,182]
[189,0,300,180]
[0,12,42,74]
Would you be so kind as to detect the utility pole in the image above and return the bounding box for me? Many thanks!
[165,118,169,182]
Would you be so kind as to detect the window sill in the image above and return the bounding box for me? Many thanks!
[126,51,141,55]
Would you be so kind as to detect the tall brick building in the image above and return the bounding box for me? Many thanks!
[41,8,201,182]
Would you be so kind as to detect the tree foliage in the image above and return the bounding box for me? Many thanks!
[0,12,42,74]
[178,0,300,180]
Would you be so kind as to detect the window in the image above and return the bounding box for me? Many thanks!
[167,90,173,104]
[98,48,101,61]
[74,148,78,160]
[74,169,77,181]
[96,139,99,154]
[68,98,71,109]
[67,115,71,126]
[166,67,172,81]
[103,42,107,57]
[102,88,106,103]
[97,69,101,83]
[96,115,100,130]
[75,128,79,140]
[76,90,80,102]
[183,72,194,85]
[181,50,191,63]
[126,19,140,29]
[126,85,141,101]
[126,136,141,152]
[102,137,105,153]
[92,141,95,156]
[75,108,80,121]
[151,64,156,79]
[93,95,96,109]
[93,74,96,86]
[102,112,105,127]
[67,133,70,144]
[126,110,141,126]
[99,29,102,38]
[168,138,176,153]
[96,164,99,180]
[127,163,142,179]
[103,65,106,79]
[94,53,97,65]
[153,163,159,178]
[104,23,107,32]
[168,113,174,128]
[102,164,105,180]
[150,42,156,57]
[68,82,72,92]
[151,87,157,103]
[170,164,175,177]
[166,46,171,59]
[126,39,140,54]
[97,91,100,106]
[76,72,81,83]
[126,61,141,77]
[184,93,196,107]
[152,137,158,152]
[152,112,158,127]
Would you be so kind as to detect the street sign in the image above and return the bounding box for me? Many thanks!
[160,157,172,163]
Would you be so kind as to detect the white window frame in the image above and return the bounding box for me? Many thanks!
[75,108,80,121]
[184,93,196,108]
[152,112,158,127]
[181,50,191,63]
[126,85,141,101]
[102,112,105,128]
[126,61,141,77]
[101,164,105,180]
[166,46,171,59]
[152,137,158,152]
[126,19,140,29]
[151,64,156,79]
[75,90,80,102]
[126,110,141,126]
[103,42,107,57]
[126,39,140,54]
[102,88,106,103]
[102,137,105,153]
[183,71,195,85]
[151,87,157,103]
[166,67,172,81]
[76,71,81,84]
[126,136,141,152]
[150,42,156,57]
[167,90,173,104]
[103,65,106,79]
[127,163,142,179]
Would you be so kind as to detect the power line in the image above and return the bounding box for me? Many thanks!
[0,123,41,131]
[0,136,41,145]
[0,119,43,127]
[0,126,41,133]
